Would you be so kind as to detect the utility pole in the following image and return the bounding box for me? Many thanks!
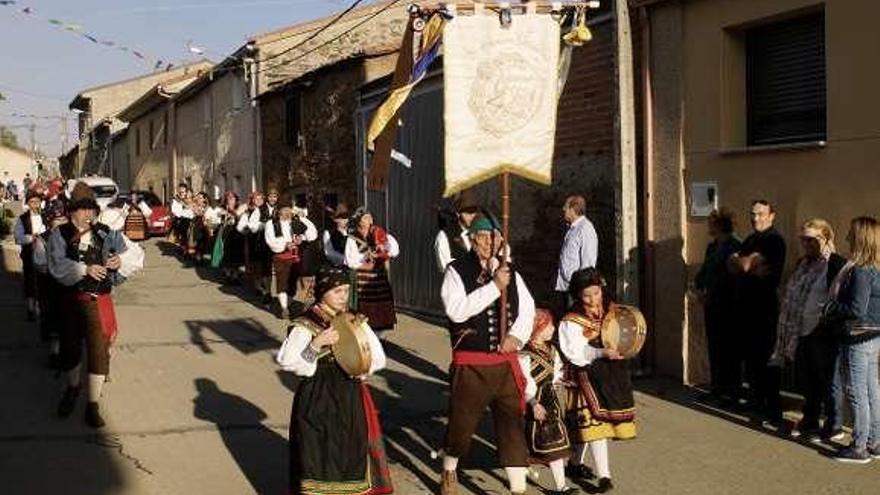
[61,114,69,156]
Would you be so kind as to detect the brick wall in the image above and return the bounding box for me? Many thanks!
[261,55,396,227]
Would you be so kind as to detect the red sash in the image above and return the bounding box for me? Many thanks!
[75,293,118,344]
[452,350,527,413]
[361,383,394,494]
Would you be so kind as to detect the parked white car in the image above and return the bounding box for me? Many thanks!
[66,176,119,211]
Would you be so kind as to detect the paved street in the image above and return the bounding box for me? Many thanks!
[0,238,878,495]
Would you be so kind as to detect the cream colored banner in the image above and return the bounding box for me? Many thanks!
[443,11,560,197]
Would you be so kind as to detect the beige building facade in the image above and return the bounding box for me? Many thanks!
[637,0,880,383]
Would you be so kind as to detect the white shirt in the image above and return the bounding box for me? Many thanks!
[13,212,46,246]
[558,318,605,366]
[434,228,472,272]
[171,198,194,219]
[47,226,144,287]
[323,229,348,266]
[264,217,318,254]
[276,315,386,377]
[344,232,400,268]
[245,208,269,233]
[556,215,599,291]
[440,257,535,348]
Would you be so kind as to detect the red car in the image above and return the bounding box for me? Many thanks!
[120,190,172,237]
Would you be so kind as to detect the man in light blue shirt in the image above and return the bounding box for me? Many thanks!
[556,195,598,310]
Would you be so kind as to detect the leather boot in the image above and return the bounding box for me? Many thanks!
[440,469,457,495]
[57,386,80,418]
[84,401,106,429]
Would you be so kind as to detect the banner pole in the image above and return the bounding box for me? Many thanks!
[499,172,511,345]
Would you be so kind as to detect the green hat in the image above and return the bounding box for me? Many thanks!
[469,215,500,235]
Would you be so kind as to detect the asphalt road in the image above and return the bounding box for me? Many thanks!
[0,237,877,494]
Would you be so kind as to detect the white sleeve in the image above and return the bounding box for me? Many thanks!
[508,273,535,347]
[299,217,318,242]
[264,222,287,253]
[248,210,263,232]
[385,233,400,258]
[236,212,251,233]
[276,326,319,377]
[13,218,30,246]
[117,236,144,279]
[365,323,387,375]
[323,231,346,266]
[519,353,537,402]
[32,236,48,269]
[138,201,152,218]
[47,228,86,286]
[435,231,452,272]
[558,319,604,366]
[441,266,501,323]
[344,237,365,268]
[552,349,564,384]
[171,200,184,217]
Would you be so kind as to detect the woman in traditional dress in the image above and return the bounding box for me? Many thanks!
[559,268,636,493]
[240,192,273,302]
[344,210,399,331]
[276,264,393,495]
[323,203,351,266]
[520,308,576,495]
[211,191,247,284]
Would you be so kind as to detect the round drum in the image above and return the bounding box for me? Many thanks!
[601,304,648,359]
[331,312,372,376]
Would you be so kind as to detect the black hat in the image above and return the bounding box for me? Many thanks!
[67,182,99,212]
[25,188,43,202]
[569,267,606,298]
[314,264,351,300]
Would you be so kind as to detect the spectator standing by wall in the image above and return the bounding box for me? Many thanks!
[555,195,598,317]
[694,208,741,405]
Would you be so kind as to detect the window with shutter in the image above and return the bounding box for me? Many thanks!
[746,12,826,146]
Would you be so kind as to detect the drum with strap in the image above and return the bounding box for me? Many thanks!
[601,304,648,359]
[331,311,373,376]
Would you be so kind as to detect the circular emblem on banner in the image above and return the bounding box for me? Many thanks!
[467,49,547,137]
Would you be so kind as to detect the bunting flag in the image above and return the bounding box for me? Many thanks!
[442,10,560,197]
[1,3,176,68]
[365,12,444,191]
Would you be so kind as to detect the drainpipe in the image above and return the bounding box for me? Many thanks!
[639,5,657,376]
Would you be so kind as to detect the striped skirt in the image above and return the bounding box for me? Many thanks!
[355,267,396,331]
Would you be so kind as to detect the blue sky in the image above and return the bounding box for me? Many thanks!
[0,0,353,157]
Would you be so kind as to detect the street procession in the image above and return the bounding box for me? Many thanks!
[1,1,879,494]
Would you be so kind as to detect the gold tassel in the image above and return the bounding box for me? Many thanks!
[563,6,592,46]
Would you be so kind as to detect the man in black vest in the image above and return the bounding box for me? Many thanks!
[13,189,46,320]
[48,182,144,428]
[439,214,536,495]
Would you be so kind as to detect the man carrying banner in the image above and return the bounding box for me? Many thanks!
[439,214,536,495]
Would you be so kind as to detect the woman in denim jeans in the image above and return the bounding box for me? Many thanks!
[827,217,880,463]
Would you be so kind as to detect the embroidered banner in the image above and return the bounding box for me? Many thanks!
[443,12,560,197]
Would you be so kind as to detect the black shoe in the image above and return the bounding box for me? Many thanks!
[57,386,80,418]
[565,464,595,481]
[596,477,614,493]
[84,401,106,429]
[831,446,871,464]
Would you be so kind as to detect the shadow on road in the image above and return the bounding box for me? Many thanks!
[185,318,280,355]
[192,377,287,494]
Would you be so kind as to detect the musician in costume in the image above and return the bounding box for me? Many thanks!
[435,193,479,272]
[33,199,67,369]
[48,182,144,428]
[170,183,194,248]
[559,268,636,493]
[323,203,351,266]
[345,210,400,331]
[240,192,273,302]
[185,192,213,264]
[292,205,321,309]
[265,203,318,320]
[13,189,46,321]
[276,264,393,495]
[212,191,248,284]
[520,309,576,495]
[439,215,536,495]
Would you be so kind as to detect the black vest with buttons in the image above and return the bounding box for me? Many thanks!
[448,251,519,352]
[59,222,113,294]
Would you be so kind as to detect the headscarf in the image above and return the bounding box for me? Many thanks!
[314,264,351,300]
